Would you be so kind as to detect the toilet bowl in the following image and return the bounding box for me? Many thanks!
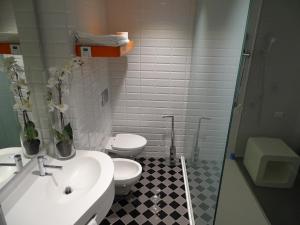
[113,158,142,195]
[105,133,147,157]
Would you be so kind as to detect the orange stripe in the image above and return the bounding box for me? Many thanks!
[75,41,134,57]
[0,43,12,54]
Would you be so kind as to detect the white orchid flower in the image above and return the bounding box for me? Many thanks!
[16,78,27,87]
[54,103,69,113]
[47,76,59,88]
[13,99,32,111]
[48,67,58,76]
[62,85,70,95]
[47,100,55,112]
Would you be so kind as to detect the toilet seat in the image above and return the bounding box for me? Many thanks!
[111,133,147,151]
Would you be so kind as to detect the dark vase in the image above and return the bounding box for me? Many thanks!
[56,140,72,157]
[23,139,40,155]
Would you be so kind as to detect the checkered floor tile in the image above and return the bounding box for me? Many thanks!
[100,158,189,225]
[187,160,222,225]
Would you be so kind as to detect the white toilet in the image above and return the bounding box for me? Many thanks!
[105,133,147,195]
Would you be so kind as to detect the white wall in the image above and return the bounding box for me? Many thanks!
[184,0,250,160]
[107,0,249,159]
[236,0,300,156]
[106,0,196,157]
[0,0,17,33]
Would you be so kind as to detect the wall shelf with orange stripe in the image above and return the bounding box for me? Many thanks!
[0,43,21,55]
[75,40,134,57]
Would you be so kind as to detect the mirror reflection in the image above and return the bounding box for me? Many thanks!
[0,0,37,189]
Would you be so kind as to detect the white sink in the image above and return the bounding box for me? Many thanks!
[0,147,30,189]
[5,150,115,225]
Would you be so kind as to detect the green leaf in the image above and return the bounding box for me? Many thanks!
[63,123,73,140]
[26,120,35,128]
[53,129,65,141]
[24,120,39,141]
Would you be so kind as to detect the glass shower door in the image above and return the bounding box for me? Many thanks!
[183,0,253,224]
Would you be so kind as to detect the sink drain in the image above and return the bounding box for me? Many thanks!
[64,186,73,195]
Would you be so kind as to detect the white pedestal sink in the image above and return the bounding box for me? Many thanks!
[5,150,115,225]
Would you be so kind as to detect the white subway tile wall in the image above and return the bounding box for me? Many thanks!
[106,0,195,157]
[106,0,249,159]
[13,0,249,159]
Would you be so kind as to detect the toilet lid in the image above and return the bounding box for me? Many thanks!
[111,133,147,151]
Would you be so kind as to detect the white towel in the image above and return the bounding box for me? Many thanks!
[75,31,129,47]
[86,215,97,225]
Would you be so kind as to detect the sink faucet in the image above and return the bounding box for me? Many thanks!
[0,154,23,173]
[37,155,63,176]
[162,115,176,166]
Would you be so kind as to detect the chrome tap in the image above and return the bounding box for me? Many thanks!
[0,154,23,173]
[162,115,176,166]
[14,154,23,172]
[37,155,63,176]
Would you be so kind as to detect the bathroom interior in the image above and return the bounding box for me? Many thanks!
[0,0,299,224]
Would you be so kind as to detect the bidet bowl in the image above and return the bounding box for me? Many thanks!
[113,158,142,195]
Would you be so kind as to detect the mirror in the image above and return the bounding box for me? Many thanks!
[0,0,44,190]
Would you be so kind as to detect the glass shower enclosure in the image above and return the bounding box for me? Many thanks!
[183,0,252,224]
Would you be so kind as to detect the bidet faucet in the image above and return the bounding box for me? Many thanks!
[37,155,63,176]
[162,115,176,166]
[0,154,23,173]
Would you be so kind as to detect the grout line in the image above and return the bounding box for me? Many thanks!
[181,155,195,225]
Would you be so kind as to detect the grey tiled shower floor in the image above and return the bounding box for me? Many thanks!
[187,160,222,225]
[100,158,189,225]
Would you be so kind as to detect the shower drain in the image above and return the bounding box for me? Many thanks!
[64,186,73,195]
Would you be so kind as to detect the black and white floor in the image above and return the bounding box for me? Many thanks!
[187,160,222,225]
[100,158,189,225]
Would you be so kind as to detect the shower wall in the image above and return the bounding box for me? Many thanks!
[184,0,250,160]
[235,0,300,156]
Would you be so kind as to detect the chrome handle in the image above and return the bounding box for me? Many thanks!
[44,165,63,169]
[0,163,16,166]
[14,154,23,172]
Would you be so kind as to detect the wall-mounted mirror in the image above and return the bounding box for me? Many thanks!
[0,0,45,190]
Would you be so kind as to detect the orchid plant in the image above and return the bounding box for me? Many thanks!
[46,58,83,144]
[0,56,39,149]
